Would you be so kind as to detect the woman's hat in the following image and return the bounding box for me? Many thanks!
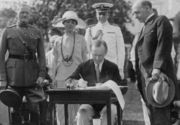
[52,11,86,29]
[145,73,175,108]
[0,88,22,108]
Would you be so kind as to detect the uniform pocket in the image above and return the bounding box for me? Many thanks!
[6,61,16,85]
[6,61,16,68]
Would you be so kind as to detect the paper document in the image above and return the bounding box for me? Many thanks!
[102,80,125,110]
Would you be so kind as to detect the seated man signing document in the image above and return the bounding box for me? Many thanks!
[67,39,124,125]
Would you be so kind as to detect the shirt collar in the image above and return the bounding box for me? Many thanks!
[145,13,155,24]
[97,21,109,28]
[94,60,104,71]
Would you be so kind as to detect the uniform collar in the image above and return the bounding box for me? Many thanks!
[144,13,155,24]
[97,21,109,28]
[18,21,29,28]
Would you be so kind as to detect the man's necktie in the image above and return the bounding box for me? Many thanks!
[95,64,100,82]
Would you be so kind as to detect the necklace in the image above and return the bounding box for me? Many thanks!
[61,32,75,67]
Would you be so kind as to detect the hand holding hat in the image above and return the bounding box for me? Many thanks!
[150,68,161,82]
[146,72,175,108]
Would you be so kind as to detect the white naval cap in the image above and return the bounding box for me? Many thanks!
[92,2,113,12]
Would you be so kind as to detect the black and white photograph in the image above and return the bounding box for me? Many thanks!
[0,0,180,125]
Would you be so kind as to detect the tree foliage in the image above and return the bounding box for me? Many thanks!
[0,8,17,28]
[0,8,17,19]
[33,0,134,43]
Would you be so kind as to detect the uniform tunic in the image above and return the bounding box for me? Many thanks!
[0,24,46,125]
[0,24,46,87]
[85,21,125,77]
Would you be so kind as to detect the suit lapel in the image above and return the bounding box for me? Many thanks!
[101,59,107,75]
[137,14,157,44]
[137,27,145,42]
[100,60,108,81]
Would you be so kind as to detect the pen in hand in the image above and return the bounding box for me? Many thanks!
[78,74,88,88]
[79,73,83,79]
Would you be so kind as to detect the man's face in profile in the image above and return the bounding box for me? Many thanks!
[132,4,148,23]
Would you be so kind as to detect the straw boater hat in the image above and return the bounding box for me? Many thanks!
[145,72,175,108]
[52,11,86,29]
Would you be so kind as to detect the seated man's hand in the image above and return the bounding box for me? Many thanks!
[65,79,77,89]
[77,79,88,89]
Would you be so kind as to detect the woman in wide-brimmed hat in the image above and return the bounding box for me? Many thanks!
[51,10,88,125]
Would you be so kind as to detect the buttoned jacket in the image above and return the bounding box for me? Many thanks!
[135,15,175,79]
[0,24,46,87]
[135,15,178,100]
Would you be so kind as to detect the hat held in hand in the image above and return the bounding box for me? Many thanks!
[146,72,175,108]
[0,88,22,108]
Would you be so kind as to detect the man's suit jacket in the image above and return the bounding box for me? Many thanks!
[69,59,122,86]
[135,14,178,99]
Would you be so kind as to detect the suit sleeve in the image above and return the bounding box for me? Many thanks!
[37,31,46,78]
[68,63,83,80]
[0,29,8,84]
[112,64,122,85]
[116,27,125,72]
[153,16,173,70]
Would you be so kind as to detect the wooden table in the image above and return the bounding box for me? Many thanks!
[46,89,122,125]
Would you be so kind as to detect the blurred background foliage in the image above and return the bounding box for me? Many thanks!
[0,0,134,43]
[0,8,16,29]
[33,0,134,43]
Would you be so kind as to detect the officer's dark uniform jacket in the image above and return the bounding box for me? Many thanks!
[0,24,46,87]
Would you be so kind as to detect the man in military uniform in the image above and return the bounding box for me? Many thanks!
[85,2,125,78]
[0,5,46,125]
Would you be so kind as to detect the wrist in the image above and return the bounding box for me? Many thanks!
[152,69,161,76]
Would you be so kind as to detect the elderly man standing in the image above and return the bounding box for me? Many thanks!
[85,2,125,79]
[132,0,179,125]
[0,5,46,125]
